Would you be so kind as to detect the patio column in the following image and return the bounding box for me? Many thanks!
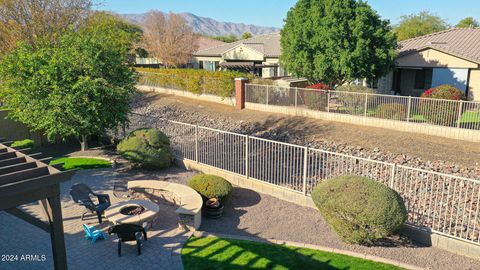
[235,77,248,110]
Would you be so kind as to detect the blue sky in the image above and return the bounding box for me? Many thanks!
[94,0,480,28]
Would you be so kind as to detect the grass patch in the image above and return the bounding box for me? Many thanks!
[11,139,34,148]
[49,157,111,170]
[460,111,480,124]
[182,236,404,270]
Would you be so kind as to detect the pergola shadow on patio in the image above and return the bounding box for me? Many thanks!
[0,138,74,270]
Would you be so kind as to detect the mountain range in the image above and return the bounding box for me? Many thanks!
[120,12,280,37]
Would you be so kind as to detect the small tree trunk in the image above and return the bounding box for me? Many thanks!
[80,135,88,151]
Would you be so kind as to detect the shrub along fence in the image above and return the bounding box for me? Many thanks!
[130,113,480,246]
[137,68,252,98]
[245,84,480,130]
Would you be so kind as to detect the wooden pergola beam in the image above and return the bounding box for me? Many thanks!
[5,207,50,233]
[0,142,71,270]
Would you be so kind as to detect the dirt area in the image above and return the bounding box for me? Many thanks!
[134,92,480,173]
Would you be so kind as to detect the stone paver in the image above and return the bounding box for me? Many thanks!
[0,168,190,270]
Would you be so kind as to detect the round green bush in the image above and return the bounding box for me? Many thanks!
[117,128,172,169]
[188,174,233,202]
[312,175,407,245]
[375,103,407,120]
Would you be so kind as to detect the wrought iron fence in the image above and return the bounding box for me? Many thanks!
[132,115,480,245]
[245,84,480,131]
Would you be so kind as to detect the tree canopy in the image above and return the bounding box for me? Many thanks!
[280,0,397,86]
[456,17,479,28]
[0,13,138,150]
[0,0,92,55]
[211,35,238,43]
[394,11,448,41]
[241,32,253,39]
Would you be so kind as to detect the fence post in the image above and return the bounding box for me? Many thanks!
[245,135,249,178]
[303,147,308,195]
[266,85,270,105]
[406,96,412,122]
[327,91,331,112]
[294,87,298,108]
[456,100,464,128]
[389,163,396,188]
[235,78,248,110]
[195,125,199,163]
[363,93,368,117]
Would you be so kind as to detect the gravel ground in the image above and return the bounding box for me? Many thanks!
[129,92,480,179]
[80,163,480,270]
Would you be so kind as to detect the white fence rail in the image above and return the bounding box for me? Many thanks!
[245,84,480,131]
[131,114,480,245]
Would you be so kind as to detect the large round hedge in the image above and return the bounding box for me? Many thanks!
[420,85,464,126]
[188,174,233,202]
[312,175,407,245]
[117,128,172,169]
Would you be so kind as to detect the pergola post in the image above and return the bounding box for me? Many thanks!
[46,184,68,270]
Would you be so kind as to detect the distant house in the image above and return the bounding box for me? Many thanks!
[135,36,226,68]
[377,28,480,101]
[192,33,288,78]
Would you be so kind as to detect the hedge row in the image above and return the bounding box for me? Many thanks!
[137,68,252,98]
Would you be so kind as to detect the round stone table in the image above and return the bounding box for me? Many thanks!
[105,199,160,225]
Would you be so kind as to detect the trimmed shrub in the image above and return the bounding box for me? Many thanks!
[335,85,376,115]
[303,83,331,111]
[421,84,464,100]
[312,175,407,245]
[137,68,253,98]
[188,174,233,202]
[117,128,172,169]
[11,139,34,148]
[375,103,407,120]
[420,85,464,126]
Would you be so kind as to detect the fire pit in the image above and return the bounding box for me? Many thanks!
[120,205,145,216]
[105,200,159,225]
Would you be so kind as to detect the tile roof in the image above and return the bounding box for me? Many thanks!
[194,32,281,58]
[196,36,227,52]
[398,28,480,64]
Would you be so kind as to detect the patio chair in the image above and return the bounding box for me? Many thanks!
[83,224,108,244]
[70,183,111,223]
[108,223,148,257]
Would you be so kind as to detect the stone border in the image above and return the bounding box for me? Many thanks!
[176,158,480,260]
[191,231,425,270]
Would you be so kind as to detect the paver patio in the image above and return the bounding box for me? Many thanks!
[1,165,479,270]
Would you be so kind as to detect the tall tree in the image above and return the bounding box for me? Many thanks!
[0,15,138,151]
[0,0,92,55]
[394,11,448,41]
[456,17,479,28]
[142,11,199,67]
[280,0,397,86]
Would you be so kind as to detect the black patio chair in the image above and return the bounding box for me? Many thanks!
[70,183,111,223]
[108,223,148,257]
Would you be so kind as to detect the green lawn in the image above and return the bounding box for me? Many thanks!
[11,139,35,148]
[49,157,112,170]
[460,111,480,124]
[182,236,404,270]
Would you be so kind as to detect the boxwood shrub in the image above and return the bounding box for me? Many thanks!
[374,103,407,120]
[117,128,172,169]
[137,68,253,98]
[312,175,407,245]
[188,174,233,202]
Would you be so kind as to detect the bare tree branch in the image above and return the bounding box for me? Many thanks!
[142,11,199,68]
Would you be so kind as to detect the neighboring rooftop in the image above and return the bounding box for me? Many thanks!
[194,32,281,57]
[196,36,227,52]
[398,28,480,64]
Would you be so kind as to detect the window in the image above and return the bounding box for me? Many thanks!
[199,61,203,69]
[414,68,432,89]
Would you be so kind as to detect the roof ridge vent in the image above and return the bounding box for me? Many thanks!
[427,41,448,45]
